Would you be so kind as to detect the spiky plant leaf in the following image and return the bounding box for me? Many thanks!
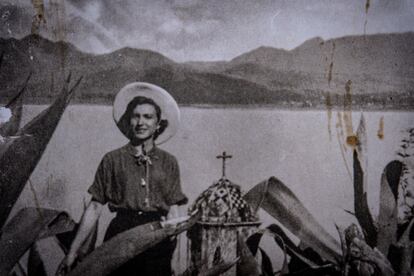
[353,150,377,246]
[389,218,414,275]
[0,74,82,227]
[0,208,75,275]
[28,243,47,276]
[259,248,274,276]
[377,160,403,255]
[66,213,199,276]
[237,235,260,276]
[244,177,341,264]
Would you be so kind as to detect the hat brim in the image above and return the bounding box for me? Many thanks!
[113,82,180,145]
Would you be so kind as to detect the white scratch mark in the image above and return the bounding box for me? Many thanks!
[270,10,282,31]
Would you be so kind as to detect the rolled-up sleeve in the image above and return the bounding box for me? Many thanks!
[88,154,111,204]
[165,157,188,206]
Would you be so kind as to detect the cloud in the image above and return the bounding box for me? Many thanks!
[1,0,413,61]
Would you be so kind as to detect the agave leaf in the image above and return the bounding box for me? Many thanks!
[244,177,342,264]
[267,224,322,268]
[16,75,82,136]
[259,248,274,276]
[67,212,200,276]
[198,257,239,276]
[4,73,31,110]
[279,235,289,275]
[245,232,275,275]
[55,199,99,257]
[267,225,301,255]
[246,228,318,275]
[246,232,264,256]
[377,160,403,255]
[398,218,414,246]
[353,150,377,246]
[0,75,82,227]
[355,115,372,243]
[0,208,76,275]
[28,243,47,276]
[355,114,368,186]
[11,261,27,276]
[388,218,414,275]
[356,115,368,202]
[237,235,260,276]
[261,225,338,276]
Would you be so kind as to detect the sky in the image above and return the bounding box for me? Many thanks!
[1,0,414,62]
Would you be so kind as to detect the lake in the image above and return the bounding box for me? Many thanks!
[12,105,414,273]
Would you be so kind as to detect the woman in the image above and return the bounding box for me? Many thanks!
[62,82,188,275]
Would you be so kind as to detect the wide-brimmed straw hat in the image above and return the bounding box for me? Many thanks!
[113,82,180,145]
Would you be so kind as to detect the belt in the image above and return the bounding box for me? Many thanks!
[115,208,164,220]
[104,209,164,241]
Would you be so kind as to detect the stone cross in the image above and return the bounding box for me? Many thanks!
[216,151,232,178]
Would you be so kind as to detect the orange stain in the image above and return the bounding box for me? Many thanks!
[326,92,332,140]
[377,116,384,140]
[31,0,46,34]
[346,135,359,147]
[343,80,354,145]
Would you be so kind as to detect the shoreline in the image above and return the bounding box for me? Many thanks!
[8,102,414,112]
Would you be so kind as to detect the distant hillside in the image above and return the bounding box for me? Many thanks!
[230,33,414,77]
[0,35,300,106]
[0,35,174,103]
[224,33,414,96]
[0,33,413,109]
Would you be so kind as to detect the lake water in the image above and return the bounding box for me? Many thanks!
[12,105,414,273]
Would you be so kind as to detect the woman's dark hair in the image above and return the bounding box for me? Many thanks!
[117,96,168,141]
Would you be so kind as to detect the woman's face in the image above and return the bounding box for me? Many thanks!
[129,103,159,141]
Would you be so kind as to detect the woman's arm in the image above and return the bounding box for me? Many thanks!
[59,200,103,272]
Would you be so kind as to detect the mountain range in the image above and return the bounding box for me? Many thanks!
[0,32,413,109]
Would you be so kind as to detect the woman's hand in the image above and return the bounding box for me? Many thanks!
[167,205,180,220]
[161,205,184,229]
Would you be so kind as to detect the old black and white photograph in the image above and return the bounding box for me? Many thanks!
[0,0,413,275]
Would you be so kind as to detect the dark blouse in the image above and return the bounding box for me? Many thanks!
[88,143,188,213]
